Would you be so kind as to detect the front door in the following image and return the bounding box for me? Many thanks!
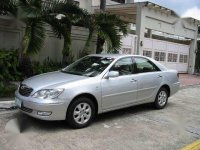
[101,57,137,110]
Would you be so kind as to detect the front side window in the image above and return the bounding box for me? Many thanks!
[110,57,134,76]
[62,56,114,77]
[134,57,160,73]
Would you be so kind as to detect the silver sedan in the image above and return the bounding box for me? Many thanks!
[15,54,180,128]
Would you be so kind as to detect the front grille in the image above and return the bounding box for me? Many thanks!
[19,84,33,97]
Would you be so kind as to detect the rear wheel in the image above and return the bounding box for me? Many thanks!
[66,97,95,129]
[154,87,168,109]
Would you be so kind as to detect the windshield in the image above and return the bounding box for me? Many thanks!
[62,56,114,77]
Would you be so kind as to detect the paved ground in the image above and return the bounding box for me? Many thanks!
[0,86,200,150]
[179,74,200,87]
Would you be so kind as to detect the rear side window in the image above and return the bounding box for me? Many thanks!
[134,57,160,73]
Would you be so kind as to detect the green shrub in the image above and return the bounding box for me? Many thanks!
[0,49,21,82]
[19,56,33,78]
[0,50,62,97]
[0,83,17,97]
[32,58,63,75]
[0,49,20,97]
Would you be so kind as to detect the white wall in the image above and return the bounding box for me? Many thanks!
[119,34,137,54]
[0,16,97,63]
[0,16,23,50]
[31,26,97,62]
[143,38,189,72]
[92,0,120,6]
[120,34,190,73]
[135,4,198,73]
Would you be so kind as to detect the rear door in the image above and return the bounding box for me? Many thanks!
[132,57,163,102]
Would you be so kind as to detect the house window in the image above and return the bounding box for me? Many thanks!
[179,54,188,63]
[168,53,177,62]
[160,52,166,61]
[184,55,188,63]
[143,50,152,58]
[121,48,132,54]
[154,52,166,61]
[111,0,125,3]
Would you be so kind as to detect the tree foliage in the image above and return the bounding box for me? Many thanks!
[0,0,128,62]
[0,0,17,16]
[81,13,128,56]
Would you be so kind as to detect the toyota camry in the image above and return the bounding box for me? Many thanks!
[15,54,180,128]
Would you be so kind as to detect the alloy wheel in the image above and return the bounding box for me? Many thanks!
[73,103,92,125]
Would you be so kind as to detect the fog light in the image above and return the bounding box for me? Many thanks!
[37,111,52,116]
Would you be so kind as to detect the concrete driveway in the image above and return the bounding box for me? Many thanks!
[0,86,200,150]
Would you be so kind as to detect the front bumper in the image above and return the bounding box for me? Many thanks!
[15,91,68,121]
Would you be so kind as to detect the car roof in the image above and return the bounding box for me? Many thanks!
[89,54,139,59]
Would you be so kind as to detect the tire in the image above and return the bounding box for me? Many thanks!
[66,97,95,129]
[154,87,169,109]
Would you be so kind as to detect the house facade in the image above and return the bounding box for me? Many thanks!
[75,0,199,74]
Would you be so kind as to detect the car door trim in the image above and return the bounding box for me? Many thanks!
[102,89,138,98]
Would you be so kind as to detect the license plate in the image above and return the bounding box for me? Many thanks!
[15,97,22,108]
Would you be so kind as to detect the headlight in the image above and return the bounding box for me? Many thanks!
[32,89,64,99]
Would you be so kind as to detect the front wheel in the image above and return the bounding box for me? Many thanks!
[154,87,169,109]
[66,97,95,129]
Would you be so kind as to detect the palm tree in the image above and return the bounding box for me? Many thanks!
[96,0,106,54]
[100,0,106,11]
[0,0,17,16]
[81,12,128,56]
[67,0,74,3]
[0,0,56,56]
[46,3,88,65]
[17,0,65,56]
[0,0,86,65]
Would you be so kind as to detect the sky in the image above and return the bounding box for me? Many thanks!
[135,0,200,20]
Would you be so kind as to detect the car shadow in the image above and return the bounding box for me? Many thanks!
[95,101,175,123]
[94,103,153,123]
[15,113,68,133]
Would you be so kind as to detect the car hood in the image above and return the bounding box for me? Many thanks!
[22,71,87,90]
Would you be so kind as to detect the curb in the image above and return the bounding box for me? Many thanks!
[181,139,200,150]
[0,100,15,104]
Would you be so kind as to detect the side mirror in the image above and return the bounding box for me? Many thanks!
[106,71,119,79]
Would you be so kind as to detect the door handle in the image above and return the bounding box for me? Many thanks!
[130,78,137,82]
[157,75,162,78]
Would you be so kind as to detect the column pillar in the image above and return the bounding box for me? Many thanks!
[188,26,198,74]
[146,29,152,38]
[136,4,145,55]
